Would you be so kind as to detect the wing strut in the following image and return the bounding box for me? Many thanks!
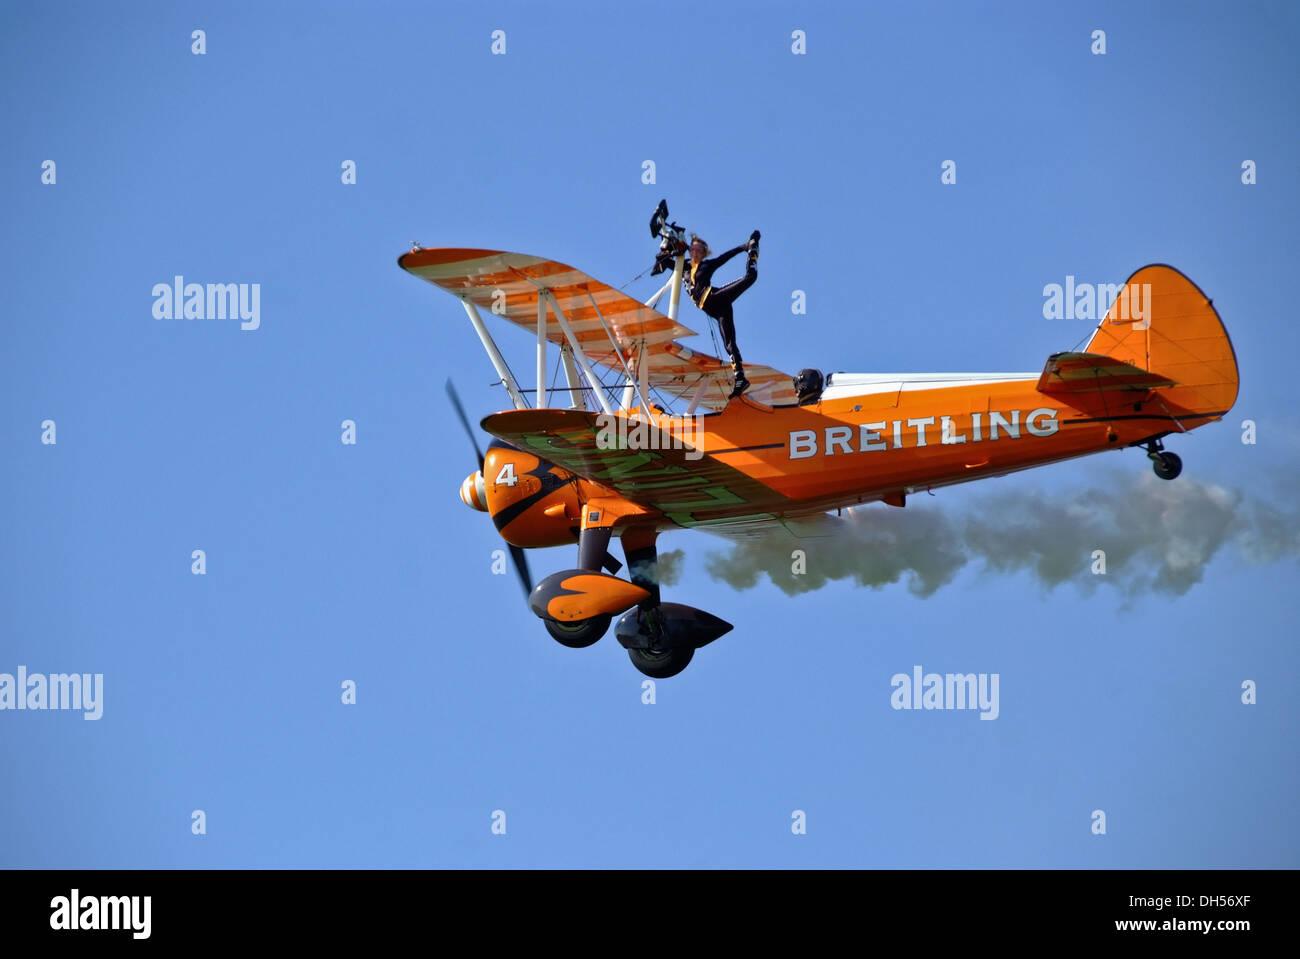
[638,339,652,417]
[459,297,528,409]
[685,377,710,415]
[559,343,586,411]
[543,290,615,416]
[536,294,547,409]
[584,289,642,413]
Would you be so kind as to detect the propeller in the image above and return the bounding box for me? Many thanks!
[446,378,485,464]
[505,546,533,602]
[445,379,532,602]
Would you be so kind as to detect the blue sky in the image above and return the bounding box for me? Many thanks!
[1,1,1296,867]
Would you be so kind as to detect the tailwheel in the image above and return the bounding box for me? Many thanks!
[1152,451,1182,481]
[1142,439,1183,481]
[544,614,610,649]
[628,644,695,679]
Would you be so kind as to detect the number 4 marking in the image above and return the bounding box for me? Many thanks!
[495,463,518,487]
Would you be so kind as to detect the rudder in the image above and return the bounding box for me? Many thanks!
[1083,264,1239,419]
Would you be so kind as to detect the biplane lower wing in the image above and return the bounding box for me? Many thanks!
[481,408,792,529]
[399,247,797,410]
[693,508,860,543]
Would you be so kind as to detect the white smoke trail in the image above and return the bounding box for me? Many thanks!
[628,551,685,588]
[702,473,1300,599]
[654,549,685,587]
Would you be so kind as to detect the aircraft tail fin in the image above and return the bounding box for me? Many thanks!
[1079,264,1239,418]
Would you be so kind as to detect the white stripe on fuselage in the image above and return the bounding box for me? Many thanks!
[820,372,1038,401]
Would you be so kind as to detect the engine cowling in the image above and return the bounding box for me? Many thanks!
[473,445,582,548]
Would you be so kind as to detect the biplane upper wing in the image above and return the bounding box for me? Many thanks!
[399,247,797,410]
[480,407,795,529]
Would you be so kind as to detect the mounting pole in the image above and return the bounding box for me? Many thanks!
[667,251,685,322]
[644,275,673,311]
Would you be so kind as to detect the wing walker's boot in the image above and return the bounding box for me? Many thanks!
[729,362,750,400]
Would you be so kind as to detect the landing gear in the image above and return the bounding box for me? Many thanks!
[544,614,610,648]
[619,532,690,676]
[531,524,627,649]
[1152,451,1182,480]
[1142,439,1183,481]
[532,525,734,676]
[627,643,695,679]
[613,530,733,678]
[614,602,732,678]
[618,607,696,679]
[619,605,696,679]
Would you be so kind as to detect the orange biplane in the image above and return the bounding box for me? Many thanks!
[399,219,1238,678]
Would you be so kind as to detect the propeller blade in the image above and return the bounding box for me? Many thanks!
[447,379,530,605]
[445,379,486,465]
[509,544,532,601]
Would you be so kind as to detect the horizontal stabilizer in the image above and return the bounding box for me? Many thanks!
[1037,352,1175,395]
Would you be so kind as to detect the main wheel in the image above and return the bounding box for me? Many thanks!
[544,614,610,649]
[1152,451,1182,480]
[627,644,695,679]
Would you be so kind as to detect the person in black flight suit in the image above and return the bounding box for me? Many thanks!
[656,228,761,399]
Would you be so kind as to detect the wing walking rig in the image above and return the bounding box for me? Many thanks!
[400,246,796,414]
